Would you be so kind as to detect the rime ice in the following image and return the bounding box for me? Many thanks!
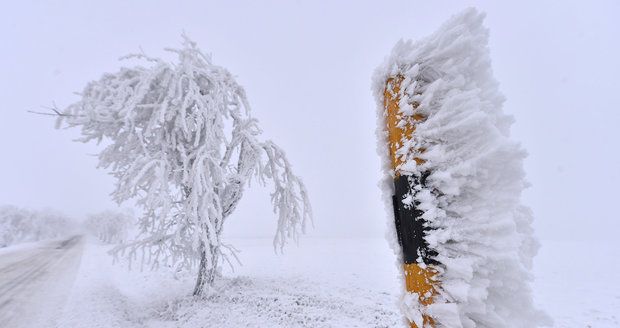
[373,8,550,327]
[56,37,311,295]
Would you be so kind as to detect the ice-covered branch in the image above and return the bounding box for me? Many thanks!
[261,142,312,251]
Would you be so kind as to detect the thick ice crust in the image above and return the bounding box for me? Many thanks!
[373,8,549,328]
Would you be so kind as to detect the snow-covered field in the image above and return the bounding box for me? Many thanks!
[59,237,402,328]
[1,236,616,327]
[533,240,619,327]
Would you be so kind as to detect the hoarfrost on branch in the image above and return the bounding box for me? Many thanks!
[57,36,311,294]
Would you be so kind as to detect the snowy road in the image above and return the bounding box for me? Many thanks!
[0,236,84,328]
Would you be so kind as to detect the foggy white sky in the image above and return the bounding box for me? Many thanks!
[1,1,618,241]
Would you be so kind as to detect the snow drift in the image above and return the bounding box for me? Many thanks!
[373,8,549,327]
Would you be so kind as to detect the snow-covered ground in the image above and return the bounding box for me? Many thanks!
[0,237,618,327]
[533,240,619,327]
[59,237,403,328]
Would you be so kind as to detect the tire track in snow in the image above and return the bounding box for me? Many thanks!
[0,236,84,328]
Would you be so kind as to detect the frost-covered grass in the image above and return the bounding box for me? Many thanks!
[60,237,401,328]
[55,237,619,328]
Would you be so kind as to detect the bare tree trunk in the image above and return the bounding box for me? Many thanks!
[193,242,208,296]
[193,242,220,296]
[182,184,217,297]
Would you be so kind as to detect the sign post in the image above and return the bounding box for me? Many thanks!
[384,75,439,328]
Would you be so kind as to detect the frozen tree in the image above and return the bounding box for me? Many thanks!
[0,205,74,247]
[85,209,133,244]
[55,36,311,295]
[374,9,549,327]
[0,205,31,247]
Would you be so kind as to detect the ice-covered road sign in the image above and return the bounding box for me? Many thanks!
[374,8,547,328]
[384,75,438,328]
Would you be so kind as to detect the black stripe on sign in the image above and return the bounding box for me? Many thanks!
[392,172,439,265]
